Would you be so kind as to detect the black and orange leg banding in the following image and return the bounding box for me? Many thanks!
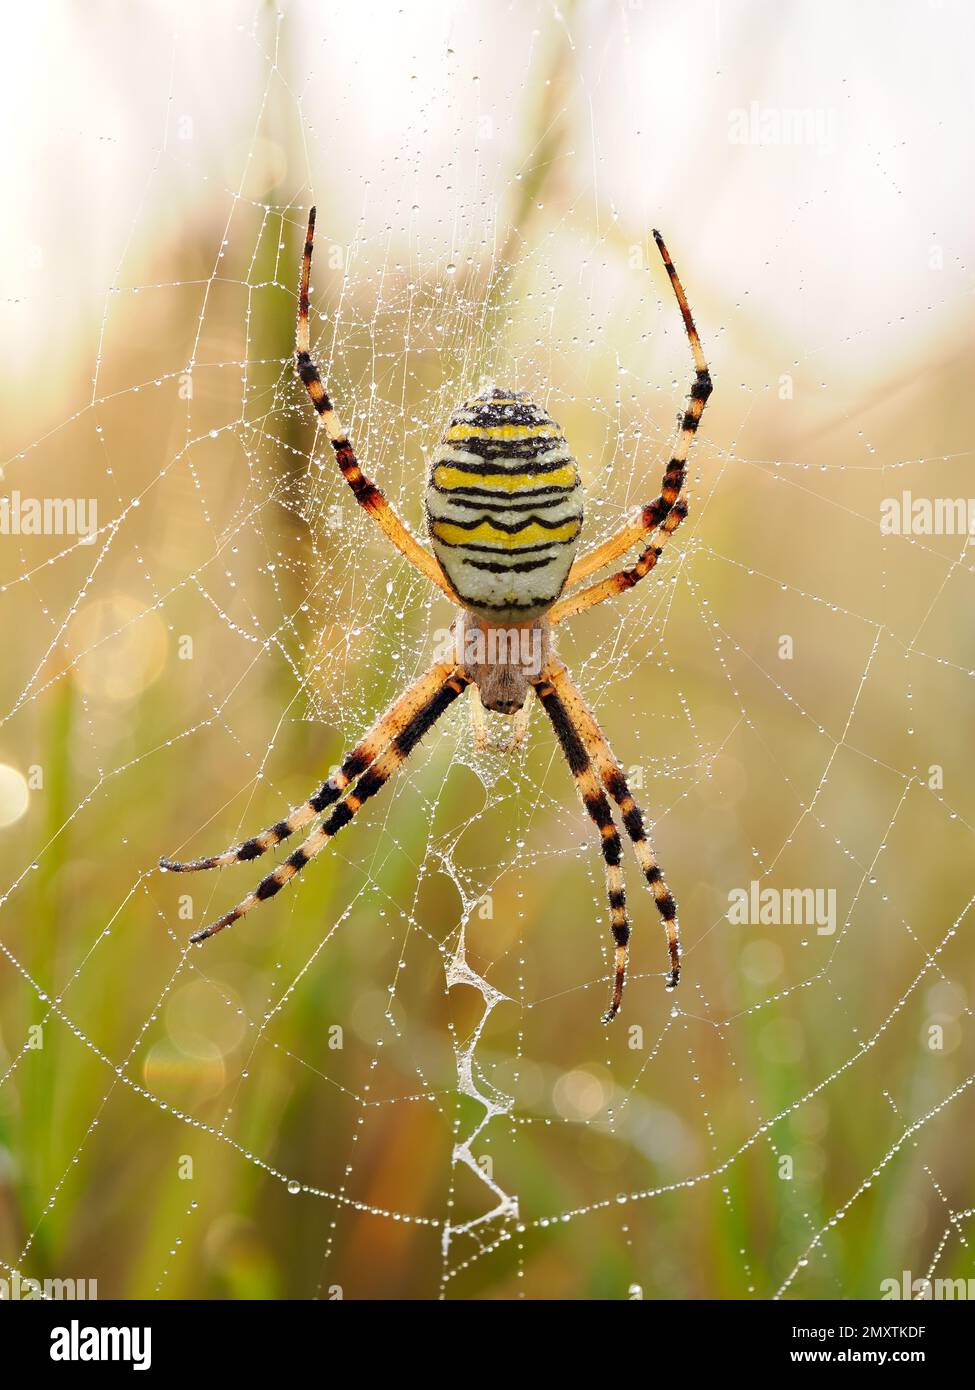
[532,675,633,1021]
[560,229,711,597]
[538,659,682,995]
[171,669,469,944]
[294,207,460,605]
[160,663,459,875]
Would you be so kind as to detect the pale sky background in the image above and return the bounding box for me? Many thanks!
[2,0,973,405]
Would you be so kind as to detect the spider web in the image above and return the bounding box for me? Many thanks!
[1,0,974,1302]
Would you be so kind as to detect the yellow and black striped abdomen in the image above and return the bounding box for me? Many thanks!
[424,387,583,622]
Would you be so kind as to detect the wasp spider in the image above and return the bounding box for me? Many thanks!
[161,211,712,1022]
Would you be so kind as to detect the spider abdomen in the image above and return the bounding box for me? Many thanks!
[424,387,583,622]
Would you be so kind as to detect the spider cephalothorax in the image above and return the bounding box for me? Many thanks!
[451,610,552,715]
[161,210,712,1022]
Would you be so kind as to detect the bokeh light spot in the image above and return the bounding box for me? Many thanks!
[0,764,29,828]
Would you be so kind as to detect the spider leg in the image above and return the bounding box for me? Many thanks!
[180,668,470,943]
[502,698,531,752]
[539,657,681,990]
[161,662,458,873]
[549,495,689,625]
[531,674,632,1022]
[295,207,461,606]
[469,684,489,754]
[562,228,711,593]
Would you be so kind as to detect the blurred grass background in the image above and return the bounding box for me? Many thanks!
[0,0,973,1300]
